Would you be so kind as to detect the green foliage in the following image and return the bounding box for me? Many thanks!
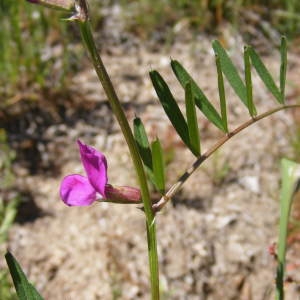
[278,0,300,37]
[151,138,165,193]
[185,82,200,156]
[289,125,300,163]
[134,117,166,193]
[119,0,300,38]
[2,1,297,108]
[213,39,288,108]
[5,252,44,300]
[0,129,20,244]
[244,46,257,117]
[0,130,15,189]
[3,2,298,298]
[0,197,19,245]
[276,159,300,300]
[150,70,190,147]
[0,0,71,102]
[133,117,153,170]
[248,46,284,104]
[171,60,225,132]
[0,130,20,299]
[212,40,248,107]
[120,0,212,37]
[0,269,17,300]
[150,67,209,156]
[150,39,287,162]
[279,37,287,100]
[215,54,228,132]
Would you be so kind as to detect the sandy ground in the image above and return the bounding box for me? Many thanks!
[3,16,300,300]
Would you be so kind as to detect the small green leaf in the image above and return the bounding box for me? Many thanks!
[215,54,228,132]
[5,252,44,300]
[170,60,225,132]
[244,46,257,117]
[276,159,300,299]
[248,46,283,104]
[212,40,248,106]
[280,36,287,103]
[133,117,152,170]
[185,82,201,156]
[133,118,157,187]
[149,70,190,146]
[151,138,165,193]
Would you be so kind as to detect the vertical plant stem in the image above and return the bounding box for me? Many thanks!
[77,4,159,298]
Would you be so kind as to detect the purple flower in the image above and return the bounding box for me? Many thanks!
[60,140,141,206]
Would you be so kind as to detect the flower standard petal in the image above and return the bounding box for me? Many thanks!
[77,140,108,197]
[60,174,97,206]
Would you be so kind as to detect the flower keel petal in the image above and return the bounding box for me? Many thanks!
[60,174,96,206]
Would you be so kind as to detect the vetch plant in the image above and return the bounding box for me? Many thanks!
[5,0,300,299]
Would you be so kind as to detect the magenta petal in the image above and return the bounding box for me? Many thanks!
[60,174,97,206]
[77,140,108,197]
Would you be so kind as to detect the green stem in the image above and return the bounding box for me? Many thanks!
[77,3,159,299]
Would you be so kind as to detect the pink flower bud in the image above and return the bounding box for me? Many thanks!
[103,184,141,204]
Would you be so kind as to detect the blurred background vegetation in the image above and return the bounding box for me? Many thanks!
[0,0,300,298]
[0,0,300,100]
[1,0,299,100]
[120,0,300,39]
